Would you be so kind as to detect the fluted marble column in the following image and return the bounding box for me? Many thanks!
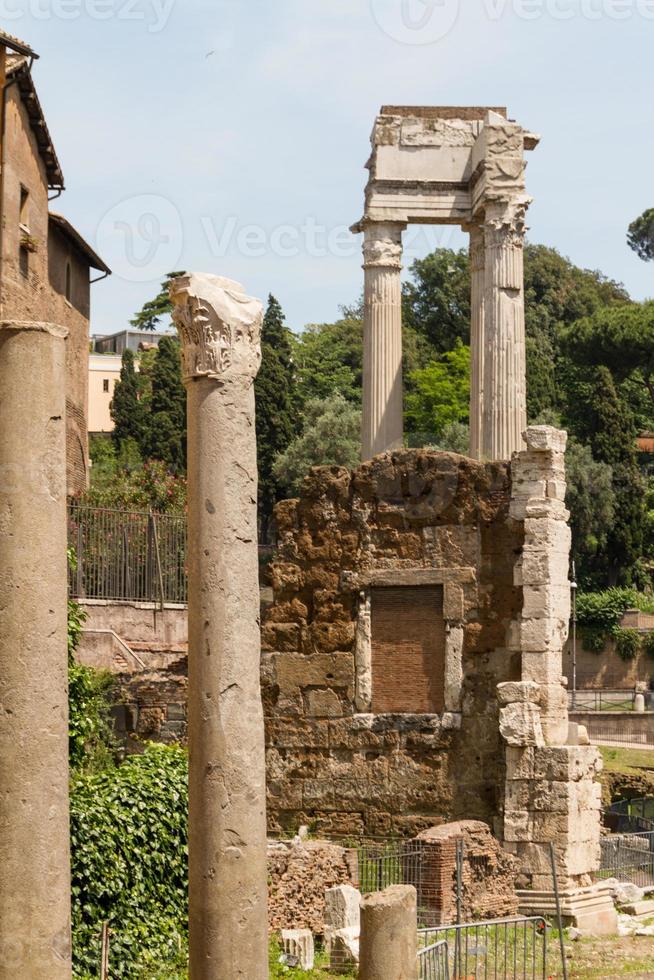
[481,200,528,460]
[361,221,405,461]
[0,321,71,979]
[171,275,268,980]
[467,223,486,460]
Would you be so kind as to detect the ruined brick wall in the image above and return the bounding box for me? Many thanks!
[416,820,519,925]
[1,89,90,493]
[48,222,92,494]
[263,450,524,837]
[1,87,50,322]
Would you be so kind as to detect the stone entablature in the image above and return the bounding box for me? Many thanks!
[353,106,539,462]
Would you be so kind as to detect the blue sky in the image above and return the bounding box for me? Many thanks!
[12,0,654,335]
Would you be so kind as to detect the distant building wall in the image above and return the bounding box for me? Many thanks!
[88,354,122,434]
[48,221,92,493]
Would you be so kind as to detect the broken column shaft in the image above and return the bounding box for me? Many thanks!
[171,274,268,980]
[0,321,72,979]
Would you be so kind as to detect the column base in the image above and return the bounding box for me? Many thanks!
[517,883,617,936]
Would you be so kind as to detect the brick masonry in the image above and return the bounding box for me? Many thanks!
[262,448,524,838]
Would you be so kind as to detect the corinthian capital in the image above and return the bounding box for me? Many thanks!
[170,273,263,384]
[483,196,531,250]
[362,222,404,269]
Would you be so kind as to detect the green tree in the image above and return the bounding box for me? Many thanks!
[110,348,146,451]
[522,244,629,419]
[272,392,361,496]
[560,302,654,423]
[130,271,185,331]
[255,295,296,539]
[292,316,363,407]
[405,343,470,439]
[402,248,470,354]
[627,208,654,262]
[402,243,629,422]
[565,441,616,589]
[145,337,187,472]
[427,421,470,455]
[582,367,644,585]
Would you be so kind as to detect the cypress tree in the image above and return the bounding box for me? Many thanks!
[255,295,296,540]
[588,366,644,585]
[110,349,145,452]
[145,337,187,472]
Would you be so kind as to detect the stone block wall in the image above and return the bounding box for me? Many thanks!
[263,449,524,837]
[500,428,603,892]
[263,427,604,896]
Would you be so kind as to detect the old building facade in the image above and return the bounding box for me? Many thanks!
[0,32,110,493]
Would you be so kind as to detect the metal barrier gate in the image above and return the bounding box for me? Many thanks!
[418,916,555,980]
[418,938,449,980]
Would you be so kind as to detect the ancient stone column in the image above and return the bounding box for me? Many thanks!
[171,275,268,979]
[361,221,405,461]
[359,885,418,980]
[0,321,72,979]
[481,200,529,460]
[467,222,486,459]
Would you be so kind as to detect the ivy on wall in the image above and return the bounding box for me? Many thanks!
[575,587,654,659]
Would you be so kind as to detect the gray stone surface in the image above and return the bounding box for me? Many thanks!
[0,321,72,978]
[359,885,418,980]
[172,275,268,978]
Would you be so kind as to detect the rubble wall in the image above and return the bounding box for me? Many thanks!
[263,450,524,837]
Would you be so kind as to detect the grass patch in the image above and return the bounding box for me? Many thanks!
[600,746,654,773]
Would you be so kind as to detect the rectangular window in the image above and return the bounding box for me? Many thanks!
[19,244,29,278]
[103,379,110,393]
[19,185,29,227]
[371,585,445,713]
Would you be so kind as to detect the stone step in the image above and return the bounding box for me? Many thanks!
[623,899,654,918]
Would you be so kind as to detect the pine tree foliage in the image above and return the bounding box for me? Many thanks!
[255,295,297,537]
[145,337,187,472]
[627,208,654,262]
[110,349,146,451]
[130,271,186,332]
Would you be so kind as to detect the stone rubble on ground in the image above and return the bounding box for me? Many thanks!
[603,879,645,906]
[324,883,362,971]
[280,928,314,970]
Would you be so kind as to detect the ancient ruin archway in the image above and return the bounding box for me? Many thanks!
[351,106,539,462]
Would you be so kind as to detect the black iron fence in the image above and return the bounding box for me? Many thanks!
[599,830,654,886]
[68,504,187,604]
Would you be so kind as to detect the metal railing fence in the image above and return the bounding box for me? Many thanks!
[568,690,641,712]
[356,841,424,900]
[605,797,654,833]
[599,831,654,886]
[418,917,553,980]
[418,939,449,980]
[68,504,187,604]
